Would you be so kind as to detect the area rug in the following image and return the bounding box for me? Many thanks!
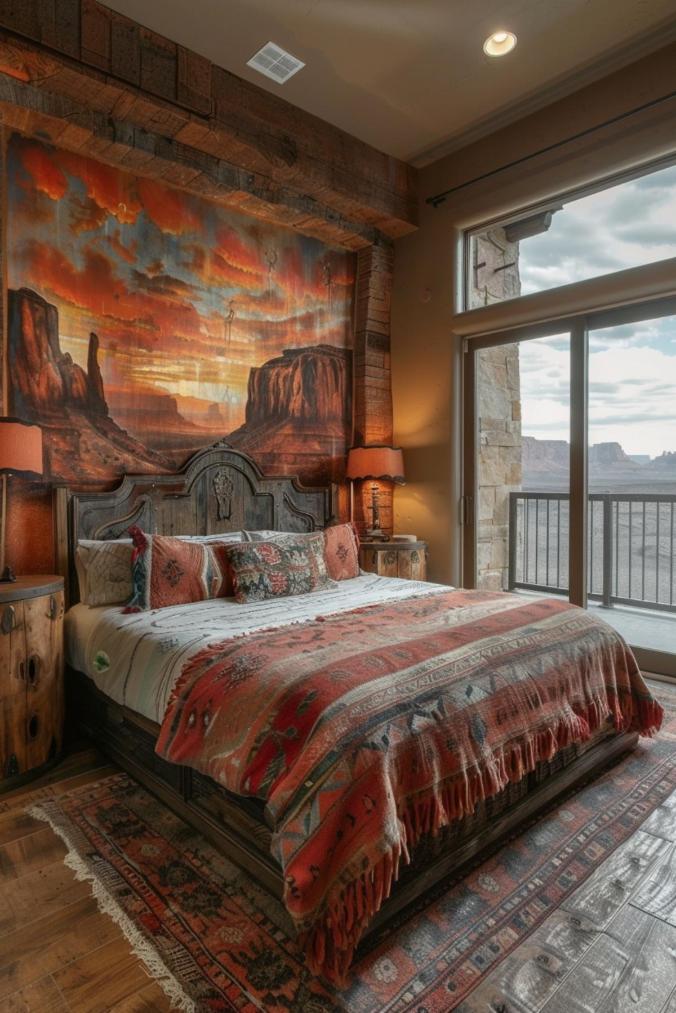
[29,682,676,1012]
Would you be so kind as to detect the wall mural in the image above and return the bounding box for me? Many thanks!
[6,133,355,486]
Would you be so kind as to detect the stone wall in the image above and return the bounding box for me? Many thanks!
[470,229,522,590]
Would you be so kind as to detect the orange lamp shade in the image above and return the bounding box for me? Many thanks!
[0,418,44,477]
[346,445,405,484]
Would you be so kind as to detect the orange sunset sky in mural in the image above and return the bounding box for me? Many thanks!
[7,133,354,452]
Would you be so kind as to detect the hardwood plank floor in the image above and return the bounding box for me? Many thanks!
[0,751,168,1013]
[461,784,676,1012]
[1,719,674,1011]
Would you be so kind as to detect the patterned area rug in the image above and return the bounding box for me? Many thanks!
[30,682,676,1012]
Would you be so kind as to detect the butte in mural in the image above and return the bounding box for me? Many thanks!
[7,133,354,485]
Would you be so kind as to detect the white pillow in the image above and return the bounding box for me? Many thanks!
[244,529,299,541]
[75,531,245,606]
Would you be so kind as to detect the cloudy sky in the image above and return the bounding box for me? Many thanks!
[516,164,676,459]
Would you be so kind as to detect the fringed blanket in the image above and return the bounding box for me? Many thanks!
[155,589,662,982]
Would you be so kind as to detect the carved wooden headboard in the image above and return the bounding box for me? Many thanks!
[55,443,336,606]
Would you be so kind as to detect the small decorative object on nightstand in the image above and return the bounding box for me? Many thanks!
[0,575,64,785]
[359,540,427,581]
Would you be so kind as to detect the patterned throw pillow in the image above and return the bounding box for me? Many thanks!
[124,527,226,612]
[323,523,360,580]
[76,539,133,606]
[224,532,333,603]
[78,532,244,608]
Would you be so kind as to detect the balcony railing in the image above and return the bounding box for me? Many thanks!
[508,492,676,612]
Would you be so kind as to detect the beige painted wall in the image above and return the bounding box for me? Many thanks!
[391,41,676,586]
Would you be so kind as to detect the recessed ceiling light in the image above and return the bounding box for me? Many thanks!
[483,30,517,57]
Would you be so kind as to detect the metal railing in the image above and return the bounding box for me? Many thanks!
[508,492,676,612]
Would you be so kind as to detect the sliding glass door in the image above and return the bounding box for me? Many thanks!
[463,297,676,678]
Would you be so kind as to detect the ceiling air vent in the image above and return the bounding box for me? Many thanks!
[247,42,305,84]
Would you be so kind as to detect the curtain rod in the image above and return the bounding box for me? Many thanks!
[426,86,676,207]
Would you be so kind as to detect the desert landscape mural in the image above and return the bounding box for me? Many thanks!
[7,133,354,485]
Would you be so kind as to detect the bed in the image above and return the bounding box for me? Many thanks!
[57,443,660,982]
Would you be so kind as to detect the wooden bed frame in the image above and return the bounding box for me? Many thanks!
[56,443,638,944]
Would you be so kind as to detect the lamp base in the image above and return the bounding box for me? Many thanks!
[0,565,17,583]
[365,528,389,542]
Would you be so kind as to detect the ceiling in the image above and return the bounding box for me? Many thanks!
[105,0,676,165]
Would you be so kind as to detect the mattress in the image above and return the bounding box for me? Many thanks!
[65,572,447,724]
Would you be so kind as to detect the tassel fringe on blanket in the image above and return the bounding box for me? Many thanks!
[300,691,663,984]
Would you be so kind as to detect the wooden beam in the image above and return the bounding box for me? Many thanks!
[0,72,381,250]
[0,10,418,243]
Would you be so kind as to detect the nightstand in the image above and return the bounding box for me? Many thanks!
[0,575,65,785]
[359,541,427,581]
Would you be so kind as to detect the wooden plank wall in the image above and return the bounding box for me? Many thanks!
[0,0,415,550]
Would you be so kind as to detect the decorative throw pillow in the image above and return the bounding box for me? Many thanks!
[224,532,333,603]
[323,523,360,580]
[75,539,133,606]
[124,527,225,612]
[77,532,244,608]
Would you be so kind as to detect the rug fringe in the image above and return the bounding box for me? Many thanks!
[27,801,196,1013]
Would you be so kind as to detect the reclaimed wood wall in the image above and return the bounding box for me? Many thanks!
[0,1,417,566]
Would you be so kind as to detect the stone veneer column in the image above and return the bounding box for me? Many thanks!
[352,241,395,535]
[471,229,522,590]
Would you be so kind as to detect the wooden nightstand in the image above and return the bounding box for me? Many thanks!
[359,541,427,581]
[0,575,65,786]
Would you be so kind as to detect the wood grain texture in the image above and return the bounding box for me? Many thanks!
[57,444,335,607]
[631,842,676,926]
[540,906,676,1013]
[0,600,27,779]
[0,752,157,1012]
[561,829,671,929]
[52,937,152,1012]
[0,584,64,785]
[460,784,676,1013]
[0,13,417,244]
[2,748,674,1012]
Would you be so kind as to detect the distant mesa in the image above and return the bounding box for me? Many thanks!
[228,345,352,484]
[8,287,171,482]
[8,287,352,487]
[522,435,676,492]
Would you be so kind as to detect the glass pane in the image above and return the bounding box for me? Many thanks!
[467,162,676,309]
[587,313,676,660]
[476,334,570,594]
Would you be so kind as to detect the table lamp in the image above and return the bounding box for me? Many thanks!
[0,418,44,582]
[346,445,405,540]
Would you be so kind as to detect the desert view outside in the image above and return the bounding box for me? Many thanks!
[472,162,676,611]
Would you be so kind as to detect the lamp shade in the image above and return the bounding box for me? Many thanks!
[0,418,44,477]
[346,445,405,484]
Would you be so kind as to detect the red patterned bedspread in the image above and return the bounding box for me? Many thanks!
[155,589,662,982]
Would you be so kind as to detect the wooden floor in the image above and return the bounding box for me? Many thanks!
[0,749,174,1012]
[1,741,675,1012]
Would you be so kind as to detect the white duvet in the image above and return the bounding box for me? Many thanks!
[65,572,447,724]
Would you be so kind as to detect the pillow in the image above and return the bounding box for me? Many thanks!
[76,531,244,607]
[75,539,133,606]
[243,529,294,541]
[224,532,333,603]
[124,527,228,612]
[323,523,360,581]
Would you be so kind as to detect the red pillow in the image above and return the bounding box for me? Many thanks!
[323,523,360,581]
[124,528,226,611]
